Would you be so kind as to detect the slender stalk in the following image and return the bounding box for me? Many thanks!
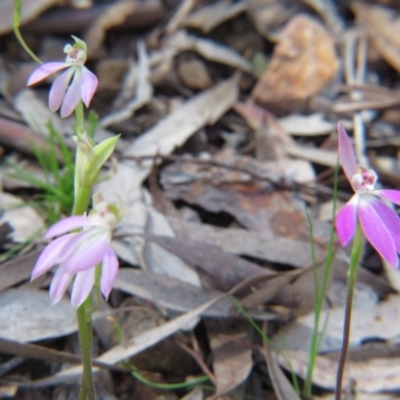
[72,106,94,400]
[335,224,363,399]
[13,0,42,64]
[304,163,339,399]
[77,297,94,400]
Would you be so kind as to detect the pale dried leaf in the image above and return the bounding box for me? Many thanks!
[0,192,44,242]
[84,2,138,58]
[125,78,238,158]
[14,89,63,135]
[165,31,253,73]
[168,217,327,268]
[285,145,337,167]
[206,319,252,399]
[100,41,153,128]
[277,349,400,393]
[278,113,335,136]
[275,293,399,354]
[0,288,76,342]
[182,2,247,33]
[264,346,301,400]
[0,0,61,35]
[114,268,232,317]
[39,294,228,384]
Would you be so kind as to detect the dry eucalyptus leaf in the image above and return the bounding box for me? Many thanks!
[182,1,247,33]
[278,113,335,136]
[0,192,44,242]
[275,293,400,354]
[264,346,301,400]
[38,294,228,384]
[168,217,328,269]
[354,2,400,74]
[0,288,76,342]
[165,31,253,73]
[177,59,213,89]
[205,319,252,399]
[84,1,138,58]
[100,41,153,128]
[277,349,400,393]
[125,77,238,158]
[114,268,232,317]
[146,234,273,291]
[14,89,63,135]
[0,0,60,35]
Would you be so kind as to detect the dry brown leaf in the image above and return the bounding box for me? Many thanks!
[278,113,336,136]
[275,293,400,356]
[165,31,253,73]
[168,217,328,269]
[114,268,232,317]
[277,349,400,393]
[353,2,400,74]
[35,293,229,385]
[205,319,252,399]
[244,0,302,40]
[145,234,273,291]
[84,1,138,58]
[182,1,247,33]
[0,249,41,292]
[177,58,213,89]
[0,0,60,35]
[124,77,238,158]
[100,41,153,128]
[264,346,301,400]
[165,0,197,34]
[252,13,339,115]
[0,288,76,342]
[0,192,44,242]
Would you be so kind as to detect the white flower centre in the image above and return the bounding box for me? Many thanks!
[64,44,86,66]
[351,168,377,194]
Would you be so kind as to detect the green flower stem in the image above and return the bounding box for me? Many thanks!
[13,0,42,64]
[72,185,91,216]
[75,102,85,137]
[335,224,363,400]
[72,106,94,400]
[77,296,94,400]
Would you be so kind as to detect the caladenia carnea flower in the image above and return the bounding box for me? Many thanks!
[27,36,98,118]
[335,122,400,267]
[31,194,121,308]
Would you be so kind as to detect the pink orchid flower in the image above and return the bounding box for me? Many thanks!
[335,122,400,267]
[32,197,119,308]
[27,36,98,118]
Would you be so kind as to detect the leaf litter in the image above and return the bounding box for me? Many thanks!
[3,1,400,399]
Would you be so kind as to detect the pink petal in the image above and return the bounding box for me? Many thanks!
[31,234,74,280]
[80,66,98,107]
[71,268,95,308]
[335,196,358,247]
[338,122,358,183]
[358,195,398,267]
[27,62,69,86]
[49,68,74,112]
[62,233,109,273]
[45,216,89,238]
[368,198,400,254]
[100,246,119,299]
[49,266,73,304]
[60,68,82,117]
[375,189,400,206]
